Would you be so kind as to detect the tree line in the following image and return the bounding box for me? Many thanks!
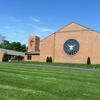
[0,34,27,52]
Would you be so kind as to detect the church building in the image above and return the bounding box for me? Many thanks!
[24,22,100,64]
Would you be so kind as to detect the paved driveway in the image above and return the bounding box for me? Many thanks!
[0,62,100,72]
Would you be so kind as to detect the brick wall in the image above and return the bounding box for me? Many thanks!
[24,55,40,61]
[0,51,4,62]
[40,34,54,62]
[39,23,100,64]
[28,36,40,52]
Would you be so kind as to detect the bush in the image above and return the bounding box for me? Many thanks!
[2,53,8,62]
[46,56,50,62]
[87,57,91,64]
[49,56,52,63]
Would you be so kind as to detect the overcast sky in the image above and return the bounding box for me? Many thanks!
[0,0,100,45]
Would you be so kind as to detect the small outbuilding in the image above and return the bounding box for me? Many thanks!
[0,48,25,62]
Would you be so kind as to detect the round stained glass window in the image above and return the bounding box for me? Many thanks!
[63,39,80,55]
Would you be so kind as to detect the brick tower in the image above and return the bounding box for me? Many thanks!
[28,36,40,52]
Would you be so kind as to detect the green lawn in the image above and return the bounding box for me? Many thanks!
[0,64,100,100]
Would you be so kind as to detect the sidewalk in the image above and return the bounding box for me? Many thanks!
[0,62,100,72]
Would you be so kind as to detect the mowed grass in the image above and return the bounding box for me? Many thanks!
[0,64,100,100]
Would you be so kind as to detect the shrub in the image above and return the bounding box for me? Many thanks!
[87,57,91,64]
[46,56,50,62]
[49,56,52,63]
[2,53,8,62]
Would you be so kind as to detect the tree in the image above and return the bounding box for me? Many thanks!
[10,42,17,50]
[2,53,8,62]
[87,57,91,64]
[49,56,52,63]
[20,44,27,52]
[0,38,27,52]
[46,57,50,62]
[10,42,27,52]
[0,34,6,44]
[0,34,6,48]
[0,40,10,49]
[15,42,21,51]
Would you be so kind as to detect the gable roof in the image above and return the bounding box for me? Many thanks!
[57,22,91,32]
[0,48,25,56]
[25,51,40,55]
[41,22,100,42]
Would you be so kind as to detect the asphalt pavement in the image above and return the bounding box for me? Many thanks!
[0,62,100,72]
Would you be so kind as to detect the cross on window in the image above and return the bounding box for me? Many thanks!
[29,39,34,46]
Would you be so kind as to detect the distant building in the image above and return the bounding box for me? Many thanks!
[0,48,24,61]
[24,22,100,64]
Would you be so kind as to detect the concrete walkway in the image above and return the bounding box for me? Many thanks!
[0,62,100,72]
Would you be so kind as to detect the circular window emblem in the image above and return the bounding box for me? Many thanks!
[63,39,79,55]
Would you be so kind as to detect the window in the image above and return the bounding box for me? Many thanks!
[63,39,80,55]
[27,55,31,60]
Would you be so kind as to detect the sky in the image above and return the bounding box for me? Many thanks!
[0,0,100,46]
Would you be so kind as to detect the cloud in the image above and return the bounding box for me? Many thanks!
[33,18,39,22]
[29,26,54,39]
[27,24,54,37]
[18,30,25,34]
[28,24,54,33]
[8,32,26,39]
[12,33,17,36]
[3,26,10,29]
[7,33,18,38]
[27,24,33,26]
[37,27,53,32]
[34,26,54,33]
[29,16,39,22]
[9,17,20,22]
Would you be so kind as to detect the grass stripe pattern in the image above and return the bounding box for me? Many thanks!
[0,64,100,100]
